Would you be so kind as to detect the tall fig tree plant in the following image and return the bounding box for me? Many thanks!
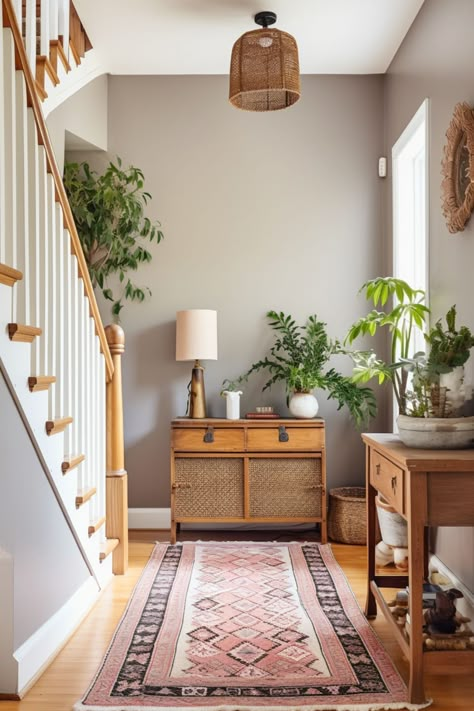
[64,158,164,320]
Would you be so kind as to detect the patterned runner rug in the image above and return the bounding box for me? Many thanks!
[75,542,430,710]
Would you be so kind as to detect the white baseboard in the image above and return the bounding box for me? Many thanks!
[429,554,474,619]
[128,508,171,530]
[14,577,100,695]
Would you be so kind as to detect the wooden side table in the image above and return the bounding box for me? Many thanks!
[170,418,327,544]
[363,433,474,704]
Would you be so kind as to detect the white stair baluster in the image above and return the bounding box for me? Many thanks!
[40,0,50,58]
[49,0,58,41]
[70,254,79,459]
[76,284,86,493]
[36,150,49,376]
[25,0,36,76]
[63,231,73,451]
[14,71,29,324]
[83,297,90,493]
[98,355,106,535]
[58,0,69,61]
[26,109,40,372]
[12,0,22,30]
[2,31,17,278]
[0,21,5,263]
[54,204,64,420]
[47,177,57,418]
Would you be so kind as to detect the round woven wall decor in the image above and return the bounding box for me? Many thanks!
[441,101,474,233]
[229,27,300,111]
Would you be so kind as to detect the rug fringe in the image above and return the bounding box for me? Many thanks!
[73,699,432,711]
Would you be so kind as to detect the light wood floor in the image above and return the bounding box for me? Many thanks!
[2,530,473,710]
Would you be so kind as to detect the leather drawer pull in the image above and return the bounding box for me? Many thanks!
[203,427,214,443]
[278,425,289,442]
[391,476,397,493]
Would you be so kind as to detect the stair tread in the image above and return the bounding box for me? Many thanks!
[88,516,106,536]
[45,416,73,436]
[62,453,85,474]
[28,375,56,392]
[99,538,119,562]
[76,486,96,508]
[8,323,42,342]
[0,263,23,286]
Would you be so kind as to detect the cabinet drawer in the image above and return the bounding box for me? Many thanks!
[370,450,404,513]
[173,457,244,518]
[247,427,324,451]
[172,427,244,451]
[249,458,322,518]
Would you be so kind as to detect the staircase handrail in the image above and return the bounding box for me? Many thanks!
[2,0,114,382]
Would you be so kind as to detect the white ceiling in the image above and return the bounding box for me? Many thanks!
[75,0,425,75]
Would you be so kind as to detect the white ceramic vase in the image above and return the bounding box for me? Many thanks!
[289,392,319,419]
[222,390,242,420]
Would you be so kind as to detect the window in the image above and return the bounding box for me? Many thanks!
[392,99,429,423]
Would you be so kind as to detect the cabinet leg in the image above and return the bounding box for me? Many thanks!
[170,521,177,544]
[320,519,327,544]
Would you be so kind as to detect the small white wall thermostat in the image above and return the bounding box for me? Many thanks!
[378,157,387,178]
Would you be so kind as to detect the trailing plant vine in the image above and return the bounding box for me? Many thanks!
[64,158,164,320]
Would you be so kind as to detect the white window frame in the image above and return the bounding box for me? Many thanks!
[391,99,430,424]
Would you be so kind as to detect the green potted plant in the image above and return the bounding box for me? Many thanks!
[345,277,474,447]
[238,311,376,425]
[64,157,164,321]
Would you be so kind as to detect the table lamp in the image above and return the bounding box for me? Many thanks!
[176,309,218,418]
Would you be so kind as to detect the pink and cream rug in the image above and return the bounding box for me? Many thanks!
[75,542,430,710]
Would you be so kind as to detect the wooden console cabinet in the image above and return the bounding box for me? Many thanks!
[170,418,326,544]
[363,433,474,705]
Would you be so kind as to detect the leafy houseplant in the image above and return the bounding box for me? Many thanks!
[64,158,164,320]
[345,277,429,416]
[239,311,376,425]
[346,277,474,447]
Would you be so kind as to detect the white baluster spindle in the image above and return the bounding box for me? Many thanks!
[13,71,29,325]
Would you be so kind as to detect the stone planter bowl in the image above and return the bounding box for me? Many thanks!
[397,414,474,449]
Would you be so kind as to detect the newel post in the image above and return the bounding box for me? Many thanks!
[105,324,128,574]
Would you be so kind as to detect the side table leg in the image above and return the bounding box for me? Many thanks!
[365,452,377,618]
[407,473,428,705]
[170,520,177,544]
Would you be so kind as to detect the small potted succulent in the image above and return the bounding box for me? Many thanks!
[238,311,376,425]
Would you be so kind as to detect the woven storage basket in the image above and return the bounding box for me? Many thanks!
[328,487,366,545]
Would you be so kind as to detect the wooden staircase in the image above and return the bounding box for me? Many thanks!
[20,0,92,100]
[0,0,127,582]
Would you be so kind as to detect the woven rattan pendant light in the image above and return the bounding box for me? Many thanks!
[229,11,300,111]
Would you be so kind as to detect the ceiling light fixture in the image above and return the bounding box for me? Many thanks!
[229,11,300,112]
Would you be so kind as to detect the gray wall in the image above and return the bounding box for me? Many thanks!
[47,74,108,174]
[71,74,386,509]
[384,0,474,589]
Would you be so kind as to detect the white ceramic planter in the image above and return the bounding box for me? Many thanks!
[222,391,242,420]
[375,495,408,548]
[397,414,474,449]
[289,392,319,419]
[440,365,467,415]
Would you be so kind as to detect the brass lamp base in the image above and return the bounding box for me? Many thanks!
[189,360,207,418]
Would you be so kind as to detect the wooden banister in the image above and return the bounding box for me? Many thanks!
[105,324,128,574]
[2,0,113,382]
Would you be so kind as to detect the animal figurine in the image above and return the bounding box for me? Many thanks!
[423,588,463,634]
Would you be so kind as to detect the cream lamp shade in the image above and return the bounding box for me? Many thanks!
[176,309,218,361]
